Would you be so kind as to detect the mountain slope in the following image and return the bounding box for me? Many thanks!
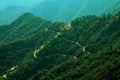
[30,11,120,80]
[0,13,66,79]
[0,12,120,80]
[0,13,51,44]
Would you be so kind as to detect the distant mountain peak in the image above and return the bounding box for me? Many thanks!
[10,13,41,25]
[17,12,48,22]
[22,12,34,18]
[17,12,35,21]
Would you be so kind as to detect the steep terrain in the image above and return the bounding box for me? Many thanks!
[0,11,120,80]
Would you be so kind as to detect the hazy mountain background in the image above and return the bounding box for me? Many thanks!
[0,0,120,80]
[0,0,120,25]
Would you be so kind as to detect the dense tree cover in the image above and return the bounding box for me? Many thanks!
[0,12,120,80]
[29,12,120,80]
[31,48,120,80]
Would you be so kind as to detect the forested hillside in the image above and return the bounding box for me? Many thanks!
[0,11,120,80]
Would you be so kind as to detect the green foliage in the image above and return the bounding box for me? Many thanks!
[0,12,120,80]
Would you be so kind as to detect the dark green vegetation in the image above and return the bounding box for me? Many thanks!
[0,11,120,80]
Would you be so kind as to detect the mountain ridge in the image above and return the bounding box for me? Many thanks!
[0,11,120,80]
[0,0,120,25]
